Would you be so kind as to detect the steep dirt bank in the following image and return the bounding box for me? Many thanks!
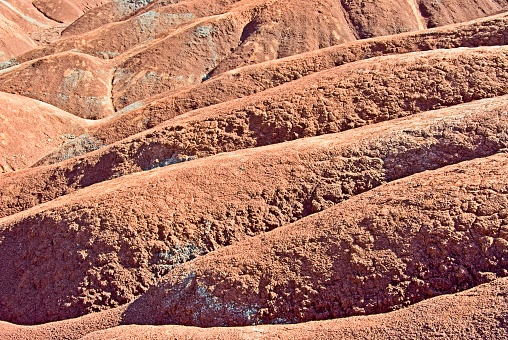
[116,153,508,326]
[87,12,508,145]
[0,52,114,119]
[2,277,508,339]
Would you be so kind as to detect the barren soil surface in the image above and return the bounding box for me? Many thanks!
[2,45,508,218]
[115,153,508,326]
[87,13,508,145]
[0,91,90,173]
[2,277,508,339]
[0,52,114,119]
[1,97,507,324]
[1,0,508,338]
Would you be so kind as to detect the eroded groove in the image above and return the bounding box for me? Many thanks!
[31,2,64,24]
[94,12,508,145]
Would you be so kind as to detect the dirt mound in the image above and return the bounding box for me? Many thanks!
[113,152,508,326]
[0,12,38,62]
[13,0,355,110]
[0,0,153,62]
[1,277,507,339]
[2,45,507,218]
[2,0,508,336]
[80,277,508,339]
[13,0,261,63]
[61,0,153,37]
[0,0,108,61]
[87,12,508,146]
[2,0,506,64]
[1,96,507,324]
[418,0,508,28]
[0,52,114,119]
[32,0,109,23]
[0,91,90,173]
[0,0,59,62]
[0,305,126,340]
[4,1,506,115]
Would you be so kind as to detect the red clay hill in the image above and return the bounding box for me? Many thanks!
[1,0,508,338]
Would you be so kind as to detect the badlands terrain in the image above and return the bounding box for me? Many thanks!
[2,0,508,338]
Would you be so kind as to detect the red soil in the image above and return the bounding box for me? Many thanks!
[0,52,114,119]
[1,0,508,338]
[32,0,109,23]
[0,12,38,62]
[116,153,508,326]
[90,12,508,145]
[1,45,508,219]
[0,91,90,173]
[0,96,507,324]
[2,277,508,339]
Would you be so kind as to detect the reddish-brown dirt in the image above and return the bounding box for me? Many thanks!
[2,277,508,339]
[0,0,115,62]
[0,12,39,62]
[0,0,154,63]
[0,96,507,324]
[114,153,508,326]
[2,45,508,219]
[0,52,114,119]
[0,0,56,62]
[0,91,90,173]
[418,0,508,28]
[31,0,109,23]
[2,0,508,338]
[61,0,154,37]
[87,12,508,146]
[2,1,506,115]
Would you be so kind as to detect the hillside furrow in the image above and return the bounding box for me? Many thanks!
[88,12,508,145]
[3,1,508,335]
[2,277,508,339]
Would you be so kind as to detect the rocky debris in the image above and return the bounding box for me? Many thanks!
[32,134,104,167]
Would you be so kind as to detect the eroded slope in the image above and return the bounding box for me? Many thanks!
[87,12,508,146]
[0,91,90,173]
[117,152,508,326]
[0,52,114,119]
[1,0,508,336]
[2,277,508,339]
[0,96,507,324]
[2,45,508,218]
